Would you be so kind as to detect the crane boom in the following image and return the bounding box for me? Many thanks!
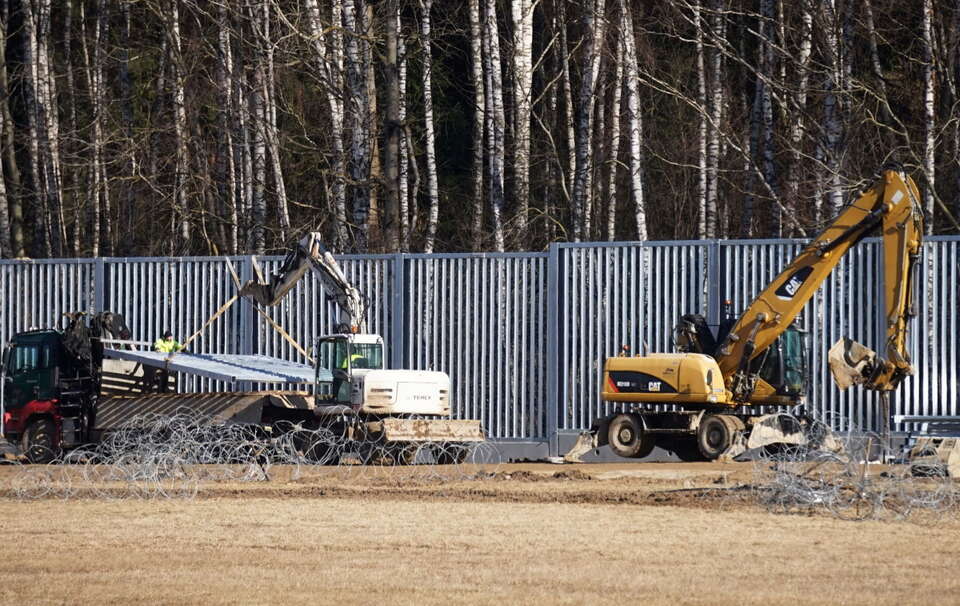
[238,233,368,333]
[717,169,923,400]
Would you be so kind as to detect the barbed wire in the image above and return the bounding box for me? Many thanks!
[743,413,959,521]
[2,411,501,500]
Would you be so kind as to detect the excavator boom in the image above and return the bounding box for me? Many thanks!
[717,169,923,400]
[239,233,368,333]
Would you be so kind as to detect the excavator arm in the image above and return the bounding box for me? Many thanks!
[717,169,923,402]
[239,233,368,334]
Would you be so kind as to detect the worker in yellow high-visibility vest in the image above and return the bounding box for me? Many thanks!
[153,330,183,354]
[152,330,183,393]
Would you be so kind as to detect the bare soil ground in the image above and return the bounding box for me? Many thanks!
[2,462,959,605]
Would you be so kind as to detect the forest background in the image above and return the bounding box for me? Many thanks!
[0,0,957,259]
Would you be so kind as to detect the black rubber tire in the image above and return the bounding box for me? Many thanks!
[697,414,733,460]
[607,414,656,459]
[21,417,58,464]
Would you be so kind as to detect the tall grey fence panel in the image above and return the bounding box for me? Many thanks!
[402,254,549,440]
[900,239,960,429]
[556,242,711,432]
[0,259,95,354]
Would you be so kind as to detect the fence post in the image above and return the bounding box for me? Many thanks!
[390,253,405,369]
[239,258,254,356]
[706,240,721,326]
[93,257,106,313]
[546,243,561,456]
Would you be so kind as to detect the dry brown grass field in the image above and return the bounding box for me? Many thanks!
[2,462,959,605]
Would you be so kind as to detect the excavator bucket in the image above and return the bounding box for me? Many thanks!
[828,337,878,390]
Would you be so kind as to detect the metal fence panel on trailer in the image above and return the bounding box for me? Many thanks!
[101,257,247,393]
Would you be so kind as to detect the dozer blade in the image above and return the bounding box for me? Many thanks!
[908,437,960,478]
[828,337,879,390]
[379,418,485,443]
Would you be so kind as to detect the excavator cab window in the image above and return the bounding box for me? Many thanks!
[315,337,351,402]
[754,325,808,397]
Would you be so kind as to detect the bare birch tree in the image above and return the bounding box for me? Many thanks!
[483,0,506,251]
[922,0,936,233]
[167,0,191,248]
[571,0,605,241]
[511,0,534,244]
[469,0,485,250]
[695,0,708,238]
[343,0,371,251]
[420,0,441,253]
[381,0,402,252]
[621,1,647,240]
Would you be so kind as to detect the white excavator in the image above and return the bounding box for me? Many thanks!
[239,233,484,463]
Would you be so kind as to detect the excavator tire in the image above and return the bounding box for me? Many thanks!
[21,417,58,464]
[607,414,656,459]
[697,414,735,460]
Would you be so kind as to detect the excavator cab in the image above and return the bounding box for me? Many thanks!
[754,324,808,398]
[314,334,385,403]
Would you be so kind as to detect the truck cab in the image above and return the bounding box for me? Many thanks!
[2,330,95,461]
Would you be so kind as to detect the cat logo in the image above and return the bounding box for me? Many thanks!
[647,381,661,392]
[774,266,814,301]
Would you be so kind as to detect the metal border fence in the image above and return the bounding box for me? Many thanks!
[1,236,958,452]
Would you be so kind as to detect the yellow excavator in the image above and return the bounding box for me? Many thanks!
[569,167,924,461]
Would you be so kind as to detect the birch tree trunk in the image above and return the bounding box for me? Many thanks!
[259,1,290,239]
[343,0,371,251]
[21,0,50,256]
[863,0,893,132]
[759,0,778,236]
[118,1,136,254]
[922,0,936,233]
[303,0,347,250]
[235,53,253,251]
[817,0,843,220]
[168,0,191,247]
[622,2,647,240]
[0,84,8,255]
[397,6,410,252]
[560,0,576,211]
[704,0,724,239]
[469,0,484,250]
[79,2,98,255]
[571,0,606,241]
[606,10,624,242]
[483,0,506,251]
[511,0,534,245]
[34,0,64,255]
[381,0,402,252]
[695,0,707,239]
[217,3,238,254]
[420,0,441,253]
[0,7,22,256]
[249,33,267,254]
[785,3,812,236]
